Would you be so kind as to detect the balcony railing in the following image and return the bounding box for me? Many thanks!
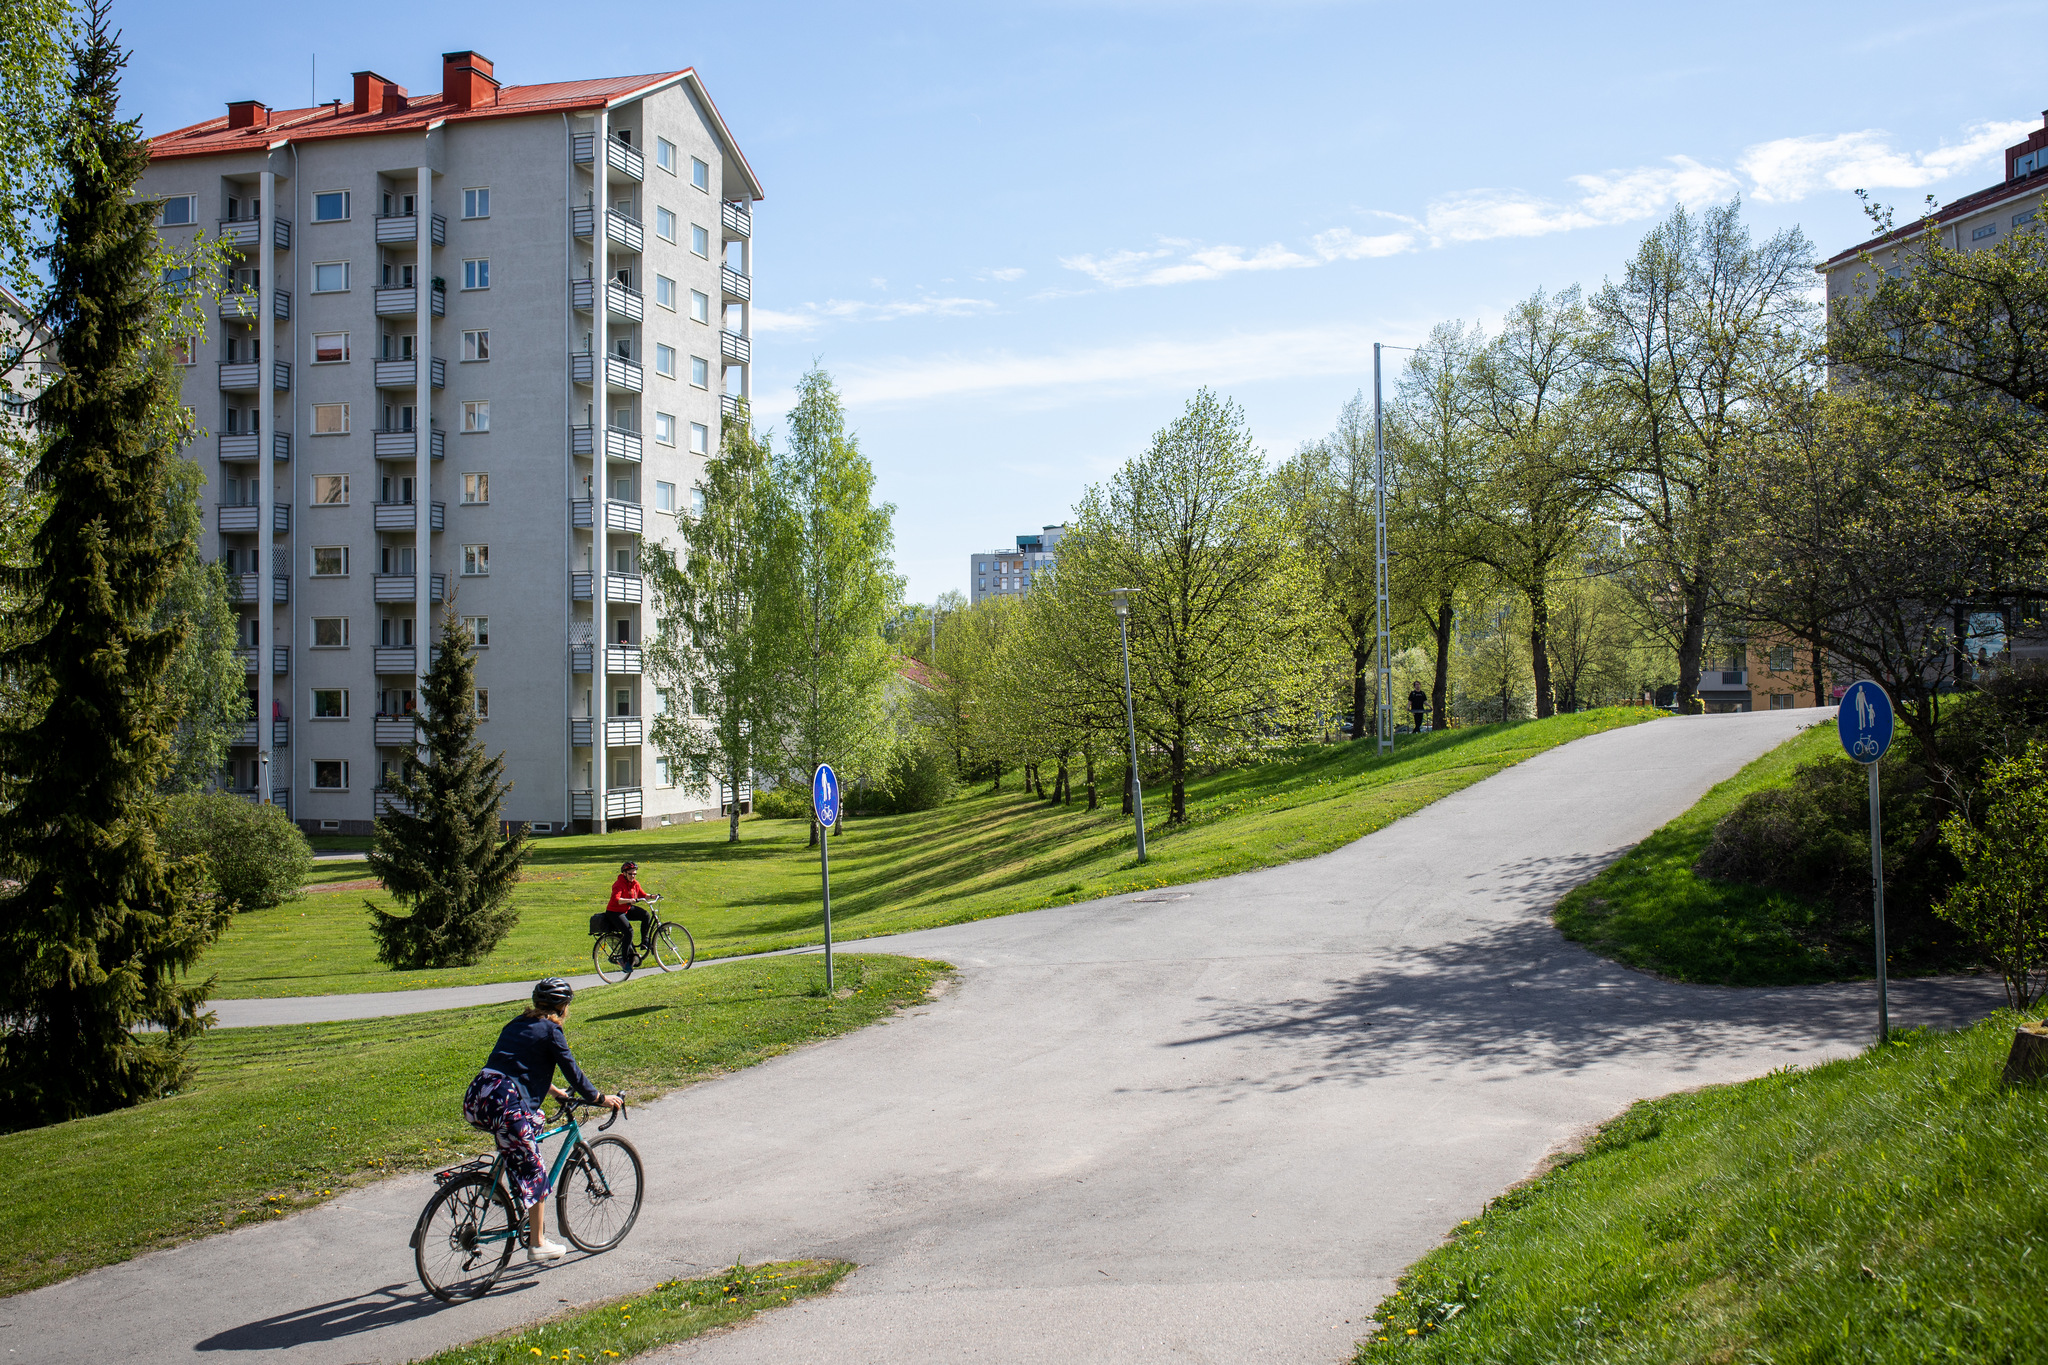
[216,502,289,533]
[572,132,645,181]
[218,432,290,463]
[229,719,292,748]
[1713,670,1749,687]
[373,285,446,317]
[374,212,445,246]
[232,573,290,604]
[570,205,644,252]
[373,648,417,674]
[570,572,643,603]
[372,572,446,603]
[371,427,445,460]
[233,647,290,674]
[721,200,751,239]
[570,499,644,533]
[569,716,643,747]
[719,330,750,364]
[720,393,743,422]
[571,277,645,321]
[567,424,643,462]
[719,265,750,301]
[218,289,291,321]
[571,644,594,673]
[569,787,643,819]
[569,351,644,392]
[606,645,643,674]
[374,716,420,746]
[219,361,291,392]
[373,789,414,817]
[373,357,446,390]
[373,500,445,531]
[216,216,291,250]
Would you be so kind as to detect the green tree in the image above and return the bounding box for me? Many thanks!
[366,608,530,969]
[160,792,311,913]
[0,6,231,1126]
[1391,322,1485,731]
[646,406,793,843]
[155,457,247,791]
[0,0,75,310]
[1277,392,1381,739]
[1937,740,2048,1011]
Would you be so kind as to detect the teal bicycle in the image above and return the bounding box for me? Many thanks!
[410,1095,645,1301]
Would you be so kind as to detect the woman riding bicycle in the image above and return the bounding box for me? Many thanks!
[463,978,622,1261]
[601,860,657,952]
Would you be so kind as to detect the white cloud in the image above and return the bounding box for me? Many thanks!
[1311,225,1417,259]
[751,295,997,334]
[987,266,1026,282]
[1739,120,2031,203]
[1062,239,1321,288]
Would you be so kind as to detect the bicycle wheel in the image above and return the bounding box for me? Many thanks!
[556,1135,644,1252]
[412,1172,518,1301]
[651,922,695,971]
[590,931,634,984]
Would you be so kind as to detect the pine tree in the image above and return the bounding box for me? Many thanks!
[0,5,231,1127]
[367,608,530,968]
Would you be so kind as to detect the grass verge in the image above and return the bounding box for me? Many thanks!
[0,953,943,1298]
[1554,718,1862,985]
[216,709,1660,998]
[1355,1013,2048,1363]
[412,1259,853,1365]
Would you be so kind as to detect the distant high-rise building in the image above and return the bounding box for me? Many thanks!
[969,524,1067,605]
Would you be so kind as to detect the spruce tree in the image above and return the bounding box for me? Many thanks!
[0,4,231,1126]
[367,608,530,968]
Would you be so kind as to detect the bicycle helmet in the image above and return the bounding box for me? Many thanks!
[620,860,638,873]
[532,977,576,1011]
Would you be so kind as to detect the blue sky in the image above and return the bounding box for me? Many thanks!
[123,0,2048,602]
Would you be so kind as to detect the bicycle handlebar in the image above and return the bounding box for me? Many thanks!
[554,1093,628,1130]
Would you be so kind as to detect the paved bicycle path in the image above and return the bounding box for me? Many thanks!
[11,710,2006,1365]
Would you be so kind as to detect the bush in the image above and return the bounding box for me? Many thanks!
[751,784,809,820]
[883,740,956,813]
[1936,740,2048,1010]
[1693,757,1871,908]
[160,792,312,912]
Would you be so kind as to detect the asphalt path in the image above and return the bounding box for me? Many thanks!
[11,710,2005,1364]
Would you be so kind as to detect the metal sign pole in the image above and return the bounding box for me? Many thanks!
[812,762,840,991]
[820,820,834,991]
[1838,680,1894,1047]
[1868,761,1887,1043]
[1373,343,1393,755]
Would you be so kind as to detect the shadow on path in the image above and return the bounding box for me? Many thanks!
[191,1275,538,1352]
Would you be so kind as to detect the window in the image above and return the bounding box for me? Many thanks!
[462,258,490,290]
[690,355,708,388]
[690,224,709,258]
[311,546,349,576]
[312,617,348,648]
[156,195,197,227]
[1973,224,1998,241]
[654,412,676,446]
[655,206,677,242]
[465,615,490,647]
[475,689,490,719]
[463,187,490,219]
[690,290,710,323]
[1768,644,1795,672]
[463,330,490,361]
[312,474,349,505]
[1769,693,1794,710]
[689,422,709,454]
[2017,210,2038,227]
[656,137,677,173]
[462,472,489,504]
[312,332,349,363]
[312,760,349,790]
[655,343,676,377]
[462,544,489,576]
[311,688,349,719]
[691,157,709,192]
[172,335,197,366]
[312,261,350,292]
[691,487,706,516]
[656,757,672,788]
[311,403,350,435]
[655,275,677,310]
[462,401,490,433]
[655,480,675,513]
[312,190,350,222]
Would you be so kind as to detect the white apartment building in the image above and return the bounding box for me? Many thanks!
[969,524,1067,605]
[141,51,762,835]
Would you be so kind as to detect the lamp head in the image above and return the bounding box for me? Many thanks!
[1108,587,1136,619]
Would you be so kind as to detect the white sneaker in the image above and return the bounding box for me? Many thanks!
[526,1237,569,1262]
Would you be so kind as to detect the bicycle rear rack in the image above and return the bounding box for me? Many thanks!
[431,1156,494,1185]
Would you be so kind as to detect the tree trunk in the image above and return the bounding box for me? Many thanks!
[1121,763,1132,815]
[727,764,741,842]
[1349,633,1370,741]
[2002,1026,2048,1085]
[1808,629,1827,708]
[1675,579,1708,713]
[1431,591,1454,731]
[1169,738,1187,824]
[1085,751,1098,811]
[1057,758,1070,804]
[992,761,1001,794]
[808,816,818,848]
[1528,581,1556,719]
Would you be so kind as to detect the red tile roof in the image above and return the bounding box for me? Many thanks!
[1822,168,2048,267]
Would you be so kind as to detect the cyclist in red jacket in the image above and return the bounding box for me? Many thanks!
[602,860,655,950]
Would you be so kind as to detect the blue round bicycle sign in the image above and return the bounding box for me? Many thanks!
[812,763,840,826]
[1837,680,1895,764]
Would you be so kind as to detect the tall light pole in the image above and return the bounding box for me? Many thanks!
[1372,344,1394,754]
[1110,587,1147,864]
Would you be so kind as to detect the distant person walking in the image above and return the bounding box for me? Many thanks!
[1408,684,1428,733]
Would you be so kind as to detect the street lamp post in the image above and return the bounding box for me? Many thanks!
[1110,588,1147,864]
[258,748,271,806]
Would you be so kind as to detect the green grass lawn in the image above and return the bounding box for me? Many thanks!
[213,709,1660,999]
[1554,719,1866,986]
[0,953,944,1297]
[1355,1013,2048,1363]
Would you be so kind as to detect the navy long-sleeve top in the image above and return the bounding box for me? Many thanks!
[482,1013,601,1110]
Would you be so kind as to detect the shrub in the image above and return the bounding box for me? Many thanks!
[1936,740,2048,1010]
[160,792,313,912]
[1693,757,1870,907]
[751,784,810,820]
[882,739,955,813]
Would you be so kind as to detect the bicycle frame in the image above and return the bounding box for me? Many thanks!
[453,1104,616,1247]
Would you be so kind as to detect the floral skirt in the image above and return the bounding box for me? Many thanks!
[462,1069,550,1210]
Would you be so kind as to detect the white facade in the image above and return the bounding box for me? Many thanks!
[969,523,1067,605]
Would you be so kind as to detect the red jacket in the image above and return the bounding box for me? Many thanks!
[606,874,648,915]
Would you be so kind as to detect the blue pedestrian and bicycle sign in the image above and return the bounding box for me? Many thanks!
[1837,680,1895,764]
[812,763,840,989]
[812,763,840,826]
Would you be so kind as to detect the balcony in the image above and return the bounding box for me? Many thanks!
[571,643,594,673]
[232,573,290,604]
[719,330,750,364]
[374,716,420,746]
[570,499,644,533]
[373,648,417,674]
[373,789,413,817]
[570,205,644,253]
[569,788,643,820]
[720,393,743,422]
[218,361,290,392]
[373,357,446,390]
[216,502,289,533]
[571,572,644,603]
[1708,670,1749,688]
[572,132,644,181]
[218,289,291,321]
[373,285,446,317]
[569,715,643,747]
[373,500,445,532]
[372,572,445,603]
[606,645,643,674]
[719,266,751,302]
[569,351,644,393]
[218,432,290,463]
[571,277,645,322]
[371,427,445,460]
[233,647,290,674]
[216,216,291,250]
[229,719,292,749]
[374,212,445,246]
[721,200,751,239]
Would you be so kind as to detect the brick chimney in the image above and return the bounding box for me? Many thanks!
[352,71,409,116]
[441,51,499,111]
[225,100,270,130]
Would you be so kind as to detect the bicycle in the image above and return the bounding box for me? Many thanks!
[409,1095,645,1302]
[589,895,695,984]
